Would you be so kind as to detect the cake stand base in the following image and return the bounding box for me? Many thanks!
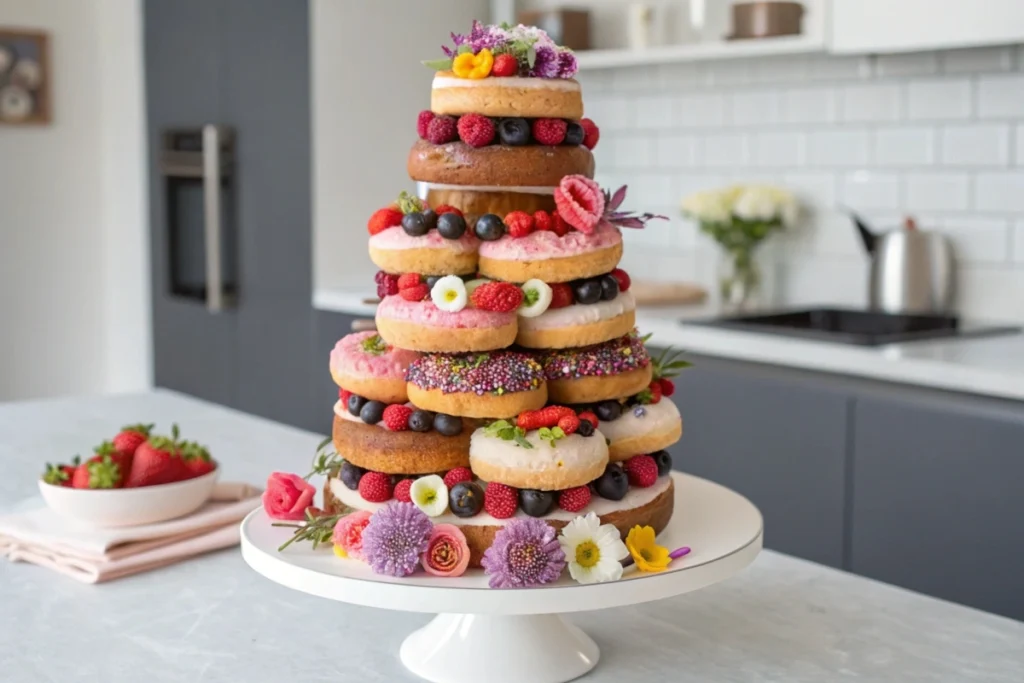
[400,613,598,683]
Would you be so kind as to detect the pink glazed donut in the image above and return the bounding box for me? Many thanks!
[477,223,624,284]
[374,295,518,353]
[330,331,422,403]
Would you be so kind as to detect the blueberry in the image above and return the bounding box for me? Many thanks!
[600,274,620,301]
[425,276,441,291]
[449,481,484,518]
[564,121,585,146]
[421,209,438,231]
[595,466,628,501]
[519,489,556,517]
[594,400,622,422]
[347,393,367,417]
[360,400,386,425]
[434,413,463,436]
[474,214,506,241]
[409,409,434,432]
[573,279,603,305]
[498,117,531,146]
[340,461,364,490]
[436,212,467,240]
[652,450,673,477]
[577,419,595,437]
[401,211,429,237]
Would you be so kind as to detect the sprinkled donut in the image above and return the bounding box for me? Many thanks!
[406,351,548,419]
[330,331,422,404]
[539,332,653,404]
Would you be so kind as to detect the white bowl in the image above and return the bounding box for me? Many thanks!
[38,468,220,527]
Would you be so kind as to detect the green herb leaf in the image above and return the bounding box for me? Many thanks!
[306,436,343,479]
[422,57,453,71]
[396,191,427,215]
[360,334,388,356]
[526,44,537,68]
[538,426,566,447]
[457,44,474,55]
[484,420,534,449]
[275,510,350,552]
[522,287,540,307]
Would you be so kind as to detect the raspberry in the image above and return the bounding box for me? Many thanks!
[397,273,422,291]
[399,283,430,301]
[393,478,414,503]
[624,455,659,488]
[484,482,518,519]
[580,118,600,150]
[660,378,676,397]
[533,210,553,232]
[426,115,457,144]
[382,404,413,431]
[367,207,403,235]
[555,175,605,234]
[577,411,599,429]
[339,388,352,406]
[375,271,399,298]
[443,467,473,489]
[610,268,631,293]
[434,205,464,218]
[558,486,591,512]
[358,471,394,502]
[470,281,524,312]
[416,110,435,139]
[532,118,568,145]
[548,283,574,309]
[557,414,580,436]
[504,211,534,238]
[491,53,519,77]
[551,212,571,236]
[457,113,496,147]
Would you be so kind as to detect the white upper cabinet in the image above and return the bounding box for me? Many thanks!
[831,0,1024,53]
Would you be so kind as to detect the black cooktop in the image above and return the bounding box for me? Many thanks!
[691,307,1021,347]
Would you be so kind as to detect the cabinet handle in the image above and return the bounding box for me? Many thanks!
[351,319,377,332]
[202,124,223,312]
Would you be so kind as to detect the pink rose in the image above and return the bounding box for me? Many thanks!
[421,524,470,577]
[262,472,315,521]
[332,510,373,560]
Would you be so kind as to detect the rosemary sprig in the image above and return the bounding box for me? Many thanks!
[305,436,343,480]
[273,508,350,552]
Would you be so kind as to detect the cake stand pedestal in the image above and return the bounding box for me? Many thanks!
[241,473,763,683]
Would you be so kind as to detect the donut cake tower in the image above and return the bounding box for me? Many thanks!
[324,21,685,568]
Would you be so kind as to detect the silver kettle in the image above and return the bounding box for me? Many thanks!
[851,213,955,314]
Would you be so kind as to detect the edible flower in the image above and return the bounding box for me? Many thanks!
[361,502,433,577]
[331,509,373,560]
[558,512,629,584]
[422,524,471,577]
[482,518,566,588]
[625,525,671,573]
[453,48,494,79]
[262,472,316,521]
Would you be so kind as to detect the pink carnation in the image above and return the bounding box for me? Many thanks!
[262,472,315,521]
[421,524,470,577]
[332,510,373,560]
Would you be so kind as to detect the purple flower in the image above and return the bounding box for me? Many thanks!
[529,45,561,79]
[556,50,578,78]
[443,19,504,58]
[633,405,647,418]
[481,518,566,588]
[361,502,433,577]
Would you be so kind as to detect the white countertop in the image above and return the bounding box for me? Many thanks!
[314,287,1024,402]
[0,390,1021,681]
[2,390,1022,681]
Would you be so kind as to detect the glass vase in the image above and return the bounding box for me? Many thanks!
[717,247,762,313]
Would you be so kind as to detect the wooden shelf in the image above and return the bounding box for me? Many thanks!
[574,34,826,70]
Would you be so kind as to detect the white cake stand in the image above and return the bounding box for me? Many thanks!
[241,472,762,683]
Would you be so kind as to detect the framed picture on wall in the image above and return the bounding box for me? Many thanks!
[0,29,51,125]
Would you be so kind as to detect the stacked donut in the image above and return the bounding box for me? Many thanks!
[324,25,684,568]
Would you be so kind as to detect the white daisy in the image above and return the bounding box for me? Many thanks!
[558,512,629,584]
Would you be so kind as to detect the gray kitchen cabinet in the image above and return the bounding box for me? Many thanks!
[850,390,1024,621]
[666,353,850,569]
[312,311,360,431]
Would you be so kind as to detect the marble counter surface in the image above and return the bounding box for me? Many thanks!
[2,390,1022,682]
[315,288,1024,401]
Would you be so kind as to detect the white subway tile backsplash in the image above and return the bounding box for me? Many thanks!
[609,66,661,92]
[753,56,809,83]
[840,171,901,209]
[730,90,781,126]
[953,267,1024,320]
[584,95,634,130]
[938,216,1012,264]
[1014,221,1024,264]
[625,173,673,209]
[658,62,702,88]
[1017,124,1024,164]
[782,172,837,208]
[905,172,970,210]
[809,56,872,81]
[906,79,972,120]
[654,134,700,168]
[941,46,1014,73]
[674,93,728,127]
[704,60,751,86]
[702,133,749,167]
[876,51,940,77]
[751,132,805,167]
[610,134,653,169]
[941,124,1011,166]
[777,257,869,308]
[873,127,936,166]
[674,173,730,203]
[781,87,840,124]
[841,83,902,122]
[977,75,1024,118]
[975,172,1024,212]
[634,95,676,130]
[807,129,871,166]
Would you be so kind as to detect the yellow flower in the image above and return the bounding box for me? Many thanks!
[625,525,671,572]
[333,544,348,559]
[452,48,494,79]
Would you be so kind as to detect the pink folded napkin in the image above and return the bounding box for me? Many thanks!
[0,482,262,583]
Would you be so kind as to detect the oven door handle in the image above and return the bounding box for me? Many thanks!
[202,124,224,313]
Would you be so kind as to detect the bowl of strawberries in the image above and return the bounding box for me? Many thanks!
[38,423,219,527]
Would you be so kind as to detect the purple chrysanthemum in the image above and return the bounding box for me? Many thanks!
[481,518,566,588]
[529,44,561,79]
[556,50,578,78]
[361,502,433,577]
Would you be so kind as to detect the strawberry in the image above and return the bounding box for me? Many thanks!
[532,118,568,145]
[367,207,403,235]
[393,478,414,503]
[470,281,523,312]
[397,272,422,291]
[558,486,591,512]
[72,443,131,489]
[548,283,574,309]
[399,283,430,302]
[504,211,534,238]
[416,110,435,139]
[659,378,676,397]
[112,423,153,457]
[434,205,464,218]
[533,210,553,232]
[580,118,600,150]
[180,440,216,479]
[358,471,393,502]
[339,388,352,406]
[557,414,580,436]
[42,456,80,487]
[491,53,519,77]
[610,268,631,293]
[551,212,571,236]
[382,404,412,431]
[484,482,518,519]
[457,113,496,147]
[124,425,188,487]
[624,454,658,488]
[517,406,574,431]
[443,467,473,489]
[577,411,599,429]
[648,381,663,404]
